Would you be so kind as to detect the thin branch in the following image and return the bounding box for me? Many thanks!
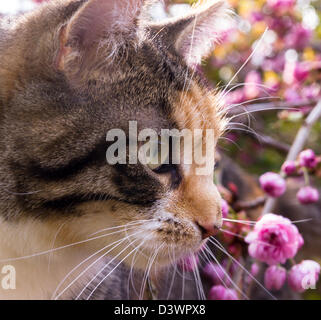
[234,196,266,211]
[262,100,321,214]
[255,134,290,154]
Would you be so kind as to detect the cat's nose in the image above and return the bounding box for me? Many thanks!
[196,220,222,240]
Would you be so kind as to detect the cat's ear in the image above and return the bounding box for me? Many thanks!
[56,0,145,73]
[147,0,233,67]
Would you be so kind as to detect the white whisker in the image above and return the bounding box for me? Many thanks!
[166,248,177,300]
[85,239,146,300]
[204,245,249,300]
[0,225,140,263]
[48,222,67,272]
[228,105,298,121]
[223,218,256,225]
[89,219,154,236]
[200,248,229,290]
[139,243,163,300]
[54,228,144,300]
[222,28,269,96]
[193,255,206,300]
[209,237,277,300]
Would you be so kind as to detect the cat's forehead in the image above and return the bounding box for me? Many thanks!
[119,45,226,136]
[171,82,226,137]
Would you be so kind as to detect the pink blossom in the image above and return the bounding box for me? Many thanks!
[302,84,321,100]
[285,25,312,50]
[259,172,286,198]
[244,71,262,100]
[228,244,242,259]
[221,199,229,218]
[251,263,260,277]
[178,255,199,272]
[284,88,301,103]
[222,258,238,276]
[208,285,238,300]
[299,149,318,169]
[268,16,292,33]
[264,265,287,291]
[267,0,295,11]
[225,88,245,105]
[250,12,264,23]
[282,160,296,175]
[245,263,260,285]
[288,260,320,293]
[264,56,285,74]
[203,262,231,286]
[245,214,304,265]
[297,186,319,205]
[293,63,309,82]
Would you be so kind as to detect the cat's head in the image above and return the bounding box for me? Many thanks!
[0,0,232,268]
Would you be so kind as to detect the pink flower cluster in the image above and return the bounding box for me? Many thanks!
[280,149,320,205]
[288,260,321,292]
[245,214,303,265]
[260,149,320,205]
[265,265,287,290]
[264,261,321,292]
[246,214,320,293]
[208,285,238,300]
[267,0,295,11]
[203,261,239,300]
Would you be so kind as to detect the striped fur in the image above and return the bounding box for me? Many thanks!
[0,0,231,299]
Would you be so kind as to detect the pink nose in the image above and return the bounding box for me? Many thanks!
[196,221,222,240]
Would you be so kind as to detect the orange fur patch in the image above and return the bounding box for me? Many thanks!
[166,83,227,228]
[172,83,226,135]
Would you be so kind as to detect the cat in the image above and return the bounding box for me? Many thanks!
[0,0,232,299]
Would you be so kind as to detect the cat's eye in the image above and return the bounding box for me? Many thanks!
[145,142,170,172]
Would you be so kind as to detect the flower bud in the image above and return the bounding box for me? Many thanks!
[288,260,320,293]
[245,71,262,100]
[281,160,296,175]
[297,186,319,205]
[251,263,260,277]
[221,199,229,218]
[264,265,287,291]
[299,149,318,169]
[203,262,230,286]
[208,285,238,300]
[259,172,286,198]
[178,255,199,272]
[293,63,309,82]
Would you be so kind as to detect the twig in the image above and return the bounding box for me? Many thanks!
[255,134,290,154]
[234,196,266,211]
[262,100,321,214]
